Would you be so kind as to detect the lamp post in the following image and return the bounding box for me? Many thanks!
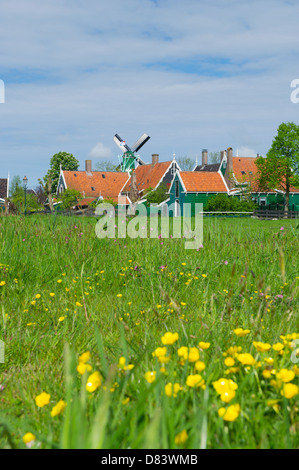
[23,176,28,216]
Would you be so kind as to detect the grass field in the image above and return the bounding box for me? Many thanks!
[0,214,298,449]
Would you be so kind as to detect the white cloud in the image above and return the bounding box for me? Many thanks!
[89,142,113,159]
[1,0,299,185]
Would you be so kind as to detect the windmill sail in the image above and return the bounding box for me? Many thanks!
[113,134,132,153]
[131,134,150,153]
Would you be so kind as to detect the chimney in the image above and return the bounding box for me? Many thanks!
[152,154,159,166]
[130,169,138,202]
[256,153,260,158]
[202,149,208,166]
[85,160,92,173]
[224,147,233,190]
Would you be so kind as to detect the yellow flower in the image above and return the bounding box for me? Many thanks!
[264,357,274,365]
[262,369,272,379]
[237,353,255,365]
[188,347,200,363]
[276,369,295,383]
[213,378,238,395]
[117,294,122,297]
[78,351,91,364]
[220,389,236,403]
[152,347,167,358]
[23,432,36,445]
[175,429,188,445]
[198,341,210,349]
[177,346,188,361]
[145,371,156,383]
[224,357,235,367]
[76,301,82,307]
[58,316,65,322]
[195,360,206,372]
[35,294,41,299]
[161,332,179,345]
[122,397,130,405]
[202,274,207,278]
[77,363,92,375]
[165,382,183,397]
[118,356,134,371]
[86,371,102,392]
[253,341,271,352]
[51,400,67,417]
[57,279,62,284]
[272,343,284,352]
[186,374,205,388]
[49,293,55,297]
[280,383,298,399]
[234,328,250,337]
[218,404,241,422]
[35,392,51,408]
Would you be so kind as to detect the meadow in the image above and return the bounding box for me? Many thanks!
[0,214,298,449]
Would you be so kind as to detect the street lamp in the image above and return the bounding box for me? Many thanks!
[23,176,28,216]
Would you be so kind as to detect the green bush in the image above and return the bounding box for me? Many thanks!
[205,194,257,212]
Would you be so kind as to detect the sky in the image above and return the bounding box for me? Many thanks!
[1,0,299,188]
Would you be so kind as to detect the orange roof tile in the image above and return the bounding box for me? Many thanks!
[232,157,258,183]
[232,157,299,192]
[122,161,171,193]
[63,170,129,199]
[180,172,227,192]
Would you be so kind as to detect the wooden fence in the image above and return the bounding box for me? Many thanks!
[252,210,299,219]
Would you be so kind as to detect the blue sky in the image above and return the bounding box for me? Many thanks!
[1,0,299,188]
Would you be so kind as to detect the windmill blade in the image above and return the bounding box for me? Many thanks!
[113,134,132,153]
[135,156,146,166]
[131,134,150,153]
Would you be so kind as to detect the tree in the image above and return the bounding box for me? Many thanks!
[256,122,299,212]
[95,160,120,172]
[59,189,81,209]
[177,156,195,171]
[9,176,43,214]
[144,183,168,206]
[38,171,55,212]
[209,151,221,164]
[49,152,79,192]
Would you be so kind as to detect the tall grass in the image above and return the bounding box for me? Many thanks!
[0,215,298,448]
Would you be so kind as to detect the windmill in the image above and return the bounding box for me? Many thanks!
[113,133,150,172]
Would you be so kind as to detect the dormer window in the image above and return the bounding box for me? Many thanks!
[91,187,95,191]
[241,171,246,175]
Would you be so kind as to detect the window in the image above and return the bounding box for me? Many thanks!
[241,171,246,175]
[102,174,105,179]
[175,180,179,198]
[171,164,176,175]
[91,187,95,191]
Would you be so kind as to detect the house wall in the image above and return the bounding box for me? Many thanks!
[252,192,299,210]
[168,174,225,216]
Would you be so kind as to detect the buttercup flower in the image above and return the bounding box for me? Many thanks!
[253,341,271,353]
[161,332,179,345]
[218,404,241,422]
[23,432,36,446]
[276,369,295,383]
[175,429,188,445]
[35,392,51,408]
[280,383,298,399]
[234,328,250,337]
[86,371,102,392]
[145,371,156,383]
[186,374,205,389]
[51,400,67,417]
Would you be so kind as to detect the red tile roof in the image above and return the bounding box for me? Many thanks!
[232,157,299,192]
[180,172,227,192]
[63,171,129,199]
[122,161,171,193]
